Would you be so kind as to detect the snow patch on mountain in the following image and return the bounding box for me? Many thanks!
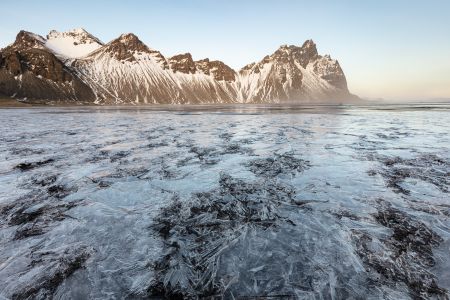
[45,28,103,59]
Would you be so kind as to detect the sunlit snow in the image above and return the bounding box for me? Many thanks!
[45,28,102,59]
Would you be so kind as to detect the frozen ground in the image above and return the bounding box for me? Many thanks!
[0,104,449,299]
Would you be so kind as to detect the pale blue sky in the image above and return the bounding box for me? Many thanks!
[1,0,449,100]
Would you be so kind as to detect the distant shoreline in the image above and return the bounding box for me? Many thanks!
[0,97,450,110]
[0,98,34,107]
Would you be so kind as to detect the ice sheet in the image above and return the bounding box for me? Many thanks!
[0,105,449,299]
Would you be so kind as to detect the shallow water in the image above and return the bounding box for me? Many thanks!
[0,104,449,299]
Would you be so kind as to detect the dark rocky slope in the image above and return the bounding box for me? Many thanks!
[0,31,95,103]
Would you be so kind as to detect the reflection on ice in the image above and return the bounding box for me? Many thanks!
[0,105,449,299]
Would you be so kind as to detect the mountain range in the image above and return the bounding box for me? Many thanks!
[0,28,358,104]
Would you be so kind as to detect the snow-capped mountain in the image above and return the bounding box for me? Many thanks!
[71,33,237,104]
[0,29,358,104]
[237,41,351,102]
[45,28,103,59]
[0,31,95,102]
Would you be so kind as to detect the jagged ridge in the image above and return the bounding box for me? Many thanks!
[0,29,358,104]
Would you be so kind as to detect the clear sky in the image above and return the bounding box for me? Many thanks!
[1,0,449,100]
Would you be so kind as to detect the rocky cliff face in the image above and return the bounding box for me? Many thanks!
[97,33,167,67]
[237,40,352,102]
[0,29,357,104]
[0,31,95,102]
[169,54,236,81]
[169,53,197,74]
[195,58,236,82]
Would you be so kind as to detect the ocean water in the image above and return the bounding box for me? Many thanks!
[0,104,449,299]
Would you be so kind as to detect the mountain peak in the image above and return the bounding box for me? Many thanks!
[117,33,141,45]
[302,39,316,48]
[47,28,103,44]
[45,28,103,58]
[106,33,150,53]
[48,28,87,37]
[268,40,319,67]
[276,40,317,55]
[98,33,169,67]
[13,30,46,50]
[301,39,318,57]
[237,38,352,101]
[169,53,196,74]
